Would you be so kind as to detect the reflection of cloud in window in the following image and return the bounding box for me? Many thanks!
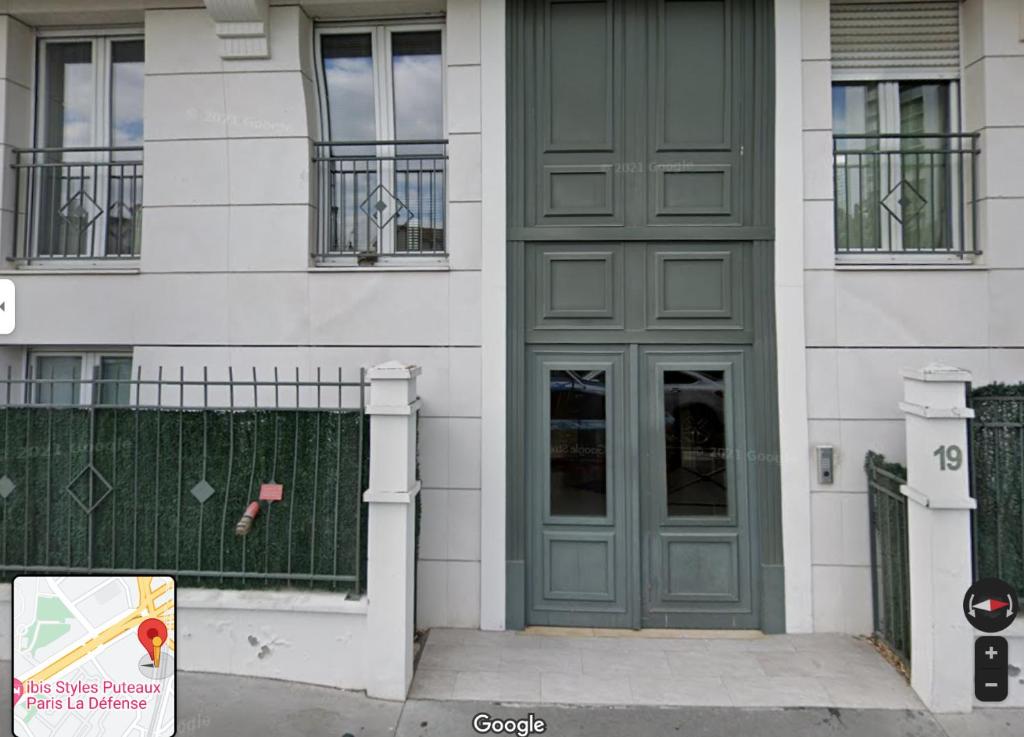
[61,64,94,148]
[325,58,376,141]
[112,62,144,146]
[393,55,442,140]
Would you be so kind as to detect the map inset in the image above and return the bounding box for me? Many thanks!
[12,576,176,737]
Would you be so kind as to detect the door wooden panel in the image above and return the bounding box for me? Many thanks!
[532,0,625,226]
[510,0,779,632]
[526,348,636,627]
[639,348,758,628]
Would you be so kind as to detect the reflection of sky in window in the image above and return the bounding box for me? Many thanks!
[112,59,144,146]
[60,60,94,148]
[393,52,442,140]
[325,56,376,141]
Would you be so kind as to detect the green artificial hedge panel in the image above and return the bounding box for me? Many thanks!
[0,407,368,592]
[971,385,1024,595]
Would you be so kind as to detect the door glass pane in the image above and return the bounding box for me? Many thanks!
[34,357,82,405]
[109,40,145,257]
[99,357,133,406]
[391,31,444,253]
[899,82,952,251]
[550,370,607,517]
[832,83,881,251]
[40,42,95,257]
[663,370,727,517]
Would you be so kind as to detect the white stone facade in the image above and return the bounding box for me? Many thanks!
[0,0,486,631]
[798,0,1024,635]
[0,0,1020,646]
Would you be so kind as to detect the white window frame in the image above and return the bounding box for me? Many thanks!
[832,78,966,264]
[32,30,144,263]
[313,21,448,265]
[27,349,134,405]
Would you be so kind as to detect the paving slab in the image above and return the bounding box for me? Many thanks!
[397,700,952,737]
[0,660,403,737]
[2,658,1021,736]
[415,628,922,710]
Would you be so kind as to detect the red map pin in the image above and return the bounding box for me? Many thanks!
[137,618,168,668]
[12,678,22,707]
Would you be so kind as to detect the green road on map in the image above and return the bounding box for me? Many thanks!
[23,596,73,656]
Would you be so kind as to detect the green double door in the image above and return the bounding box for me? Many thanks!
[526,345,759,629]
[509,0,778,630]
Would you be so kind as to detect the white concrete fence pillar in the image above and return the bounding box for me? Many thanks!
[899,364,976,713]
[364,362,421,701]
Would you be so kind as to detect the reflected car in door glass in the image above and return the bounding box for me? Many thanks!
[549,370,608,517]
[663,370,728,517]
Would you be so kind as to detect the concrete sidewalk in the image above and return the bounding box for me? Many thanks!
[411,628,921,708]
[2,661,1022,737]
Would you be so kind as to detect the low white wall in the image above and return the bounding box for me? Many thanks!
[0,584,369,691]
[176,589,368,691]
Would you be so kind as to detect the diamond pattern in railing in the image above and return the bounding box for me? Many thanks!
[190,480,216,505]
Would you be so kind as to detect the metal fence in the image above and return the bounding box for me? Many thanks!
[0,367,368,593]
[970,390,1024,596]
[833,133,979,256]
[11,146,144,262]
[313,140,448,262]
[865,451,911,666]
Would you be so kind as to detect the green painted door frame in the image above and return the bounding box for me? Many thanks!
[505,0,783,632]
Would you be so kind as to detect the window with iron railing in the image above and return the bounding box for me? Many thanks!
[12,36,144,263]
[313,25,447,264]
[832,81,978,258]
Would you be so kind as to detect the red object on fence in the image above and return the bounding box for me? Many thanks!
[259,483,283,502]
[235,501,261,536]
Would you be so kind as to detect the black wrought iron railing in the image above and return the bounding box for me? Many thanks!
[865,451,910,668]
[833,133,979,256]
[313,140,448,262]
[0,367,368,592]
[11,146,144,262]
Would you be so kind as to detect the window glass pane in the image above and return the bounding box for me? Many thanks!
[391,31,443,141]
[392,31,444,254]
[832,83,881,251]
[40,42,94,257]
[899,82,952,251]
[111,40,144,147]
[34,356,82,405]
[663,370,727,517]
[899,82,950,136]
[322,34,377,252]
[108,40,144,257]
[322,34,376,142]
[550,370,607,517]
[99,357,132,406]
[43,42,94,148]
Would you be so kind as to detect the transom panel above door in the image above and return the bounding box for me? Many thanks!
[526,242,753,344]
[516,0,765,232]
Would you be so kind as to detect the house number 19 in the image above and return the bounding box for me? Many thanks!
[933,444,963,471]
